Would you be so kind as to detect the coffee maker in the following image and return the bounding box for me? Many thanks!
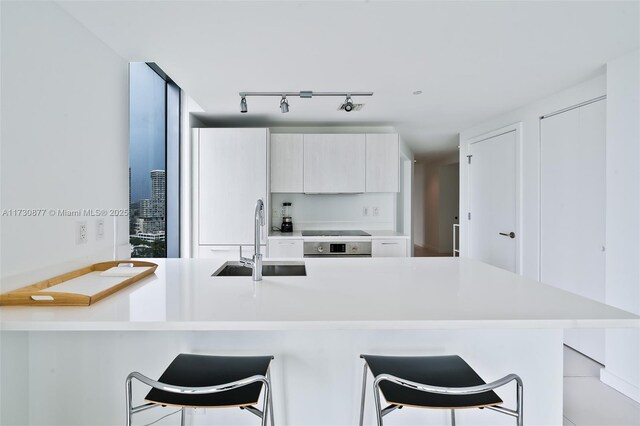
[281,202,293,233]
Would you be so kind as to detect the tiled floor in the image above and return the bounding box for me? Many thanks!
[564,345,640,426]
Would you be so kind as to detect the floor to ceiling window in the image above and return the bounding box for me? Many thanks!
[129,62,180,258]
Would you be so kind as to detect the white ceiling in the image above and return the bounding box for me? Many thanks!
[58,1,639,159]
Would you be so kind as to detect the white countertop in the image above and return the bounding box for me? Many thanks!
[1,257,637,331]
[268,230,410,239]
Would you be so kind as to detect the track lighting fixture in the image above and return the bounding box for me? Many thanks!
[238,91,373,113]
[280,97,289,113]
[342,96,354,112]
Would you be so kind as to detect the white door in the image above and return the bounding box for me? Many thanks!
[540,99,606,362]
[468,130,518,272]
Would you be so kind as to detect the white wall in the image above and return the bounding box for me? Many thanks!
[0,1,129,421]
[438,163,459,253]
[412,163,426,247]
[459,74,607,280]
[601,49,640,402]
[0,2,129,291]
[179,94,204,258]
[271,193,395,231]
[424,166,440,251]
[398,136,414,246]
[413,161,459,253]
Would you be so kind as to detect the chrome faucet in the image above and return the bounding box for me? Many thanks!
[240,199,265,281]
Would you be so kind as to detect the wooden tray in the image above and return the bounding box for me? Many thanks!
[0,260,158,306]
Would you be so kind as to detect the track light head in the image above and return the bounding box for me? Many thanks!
[280,97,289,113]
[343,96,354,112]
[240,97,248,113]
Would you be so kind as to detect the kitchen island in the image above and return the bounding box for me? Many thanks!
[1,257,637,425]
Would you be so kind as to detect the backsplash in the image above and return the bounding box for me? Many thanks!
[270,193,395,231]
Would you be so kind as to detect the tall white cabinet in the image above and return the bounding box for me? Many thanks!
[197,128,267,249]
[540,98,606,362]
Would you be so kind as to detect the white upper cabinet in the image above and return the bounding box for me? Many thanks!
[198,128,267,245]
[303,134,366,193]
[366,134,399,192]
[270,134,304,193]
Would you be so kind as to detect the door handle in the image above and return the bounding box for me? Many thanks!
[499,232,516,239]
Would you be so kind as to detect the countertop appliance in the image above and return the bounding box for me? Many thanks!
[303,241,372,257]
[281,202,293,233]
[301,230,371,237]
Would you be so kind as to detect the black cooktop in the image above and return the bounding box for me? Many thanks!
[301,230,371,237]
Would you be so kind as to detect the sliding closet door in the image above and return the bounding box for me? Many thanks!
[540,98,606,362]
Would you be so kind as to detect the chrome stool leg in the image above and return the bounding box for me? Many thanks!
[180,408,185,426]
[450,409,456,426]
[125,376,133,426]
[359,363,368,426]
[516,376,524,426]
[373,379,384,426]
[261,379,270,426]
[267,368,275,426]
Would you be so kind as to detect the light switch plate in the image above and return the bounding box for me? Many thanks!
[96,218,105,240]
[76,221,88,244]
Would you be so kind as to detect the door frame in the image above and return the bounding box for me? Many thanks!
[461,122,523,274]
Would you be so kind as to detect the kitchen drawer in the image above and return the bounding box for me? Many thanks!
[268,239,303,258]
[372,238,407,257]
[197,245,265,260]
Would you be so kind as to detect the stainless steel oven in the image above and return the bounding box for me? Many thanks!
[303,241,372,257]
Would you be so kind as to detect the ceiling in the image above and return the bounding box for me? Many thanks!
[57,1,639,160]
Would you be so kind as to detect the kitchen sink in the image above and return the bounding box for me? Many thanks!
[212,261,306,277]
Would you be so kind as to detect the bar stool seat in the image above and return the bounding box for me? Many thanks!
[126,353,274,426]
[359,354,523,426]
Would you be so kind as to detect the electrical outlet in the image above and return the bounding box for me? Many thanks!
[96,218,105,240]
[372,207,379,217]
[76,221,88,244]
[362,207,369,217]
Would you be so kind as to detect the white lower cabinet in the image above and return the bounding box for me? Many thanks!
[372,238,407,257]
[268,239,303,258]
[198,245,265,260]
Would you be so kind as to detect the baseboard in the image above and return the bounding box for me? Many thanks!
[600,368,640,403]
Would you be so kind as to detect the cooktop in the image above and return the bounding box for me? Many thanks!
[301,230,371,237]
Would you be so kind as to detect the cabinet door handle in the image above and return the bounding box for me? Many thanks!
[381,242,398,245]
[499,232,516,239]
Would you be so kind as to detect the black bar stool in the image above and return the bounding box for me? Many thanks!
[126,354,275,426]
[359,354,523,426]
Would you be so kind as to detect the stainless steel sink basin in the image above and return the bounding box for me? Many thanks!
[212,261,306,277]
